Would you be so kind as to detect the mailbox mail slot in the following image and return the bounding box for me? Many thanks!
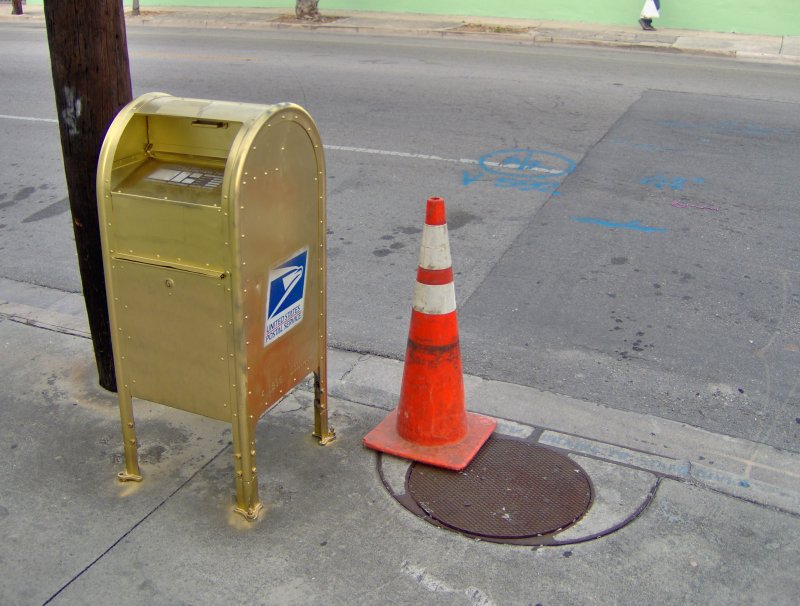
[97,93,334,520]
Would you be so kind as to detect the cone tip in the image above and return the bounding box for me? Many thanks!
[425,197,447,226]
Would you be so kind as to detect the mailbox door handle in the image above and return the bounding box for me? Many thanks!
[111,252,226,279]
[191,119,229,129]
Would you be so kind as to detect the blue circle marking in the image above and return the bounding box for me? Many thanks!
[478,149,576,180]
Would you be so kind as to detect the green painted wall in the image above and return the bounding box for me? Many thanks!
[22,2,800,36]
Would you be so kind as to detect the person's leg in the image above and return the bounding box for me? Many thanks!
[639,0,658,30]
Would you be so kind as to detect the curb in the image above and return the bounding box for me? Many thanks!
[2,9,798,65]
[2,279,800,518]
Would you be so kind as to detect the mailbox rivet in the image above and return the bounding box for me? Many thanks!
[127,422,134,428]
[235,453,242,460]
[251,467,257,473]
[237,471,243,478]
[250,450,256,456]
[165,279,174,288]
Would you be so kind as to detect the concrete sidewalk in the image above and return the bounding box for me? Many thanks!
[3,5,800,65]
[2,277,799,604]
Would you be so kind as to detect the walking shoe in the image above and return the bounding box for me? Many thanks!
[639,18,656,31]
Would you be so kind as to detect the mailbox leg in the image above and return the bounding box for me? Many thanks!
[313,371,335,445]
[231,414,263,521]
[116,387,142,482]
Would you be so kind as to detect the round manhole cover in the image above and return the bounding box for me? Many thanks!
[406,435,592,540]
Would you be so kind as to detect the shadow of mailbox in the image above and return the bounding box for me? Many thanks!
[97,93,334,520]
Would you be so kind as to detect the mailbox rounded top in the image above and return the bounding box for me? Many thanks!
[99,93,324,191]
[132,92,290,125]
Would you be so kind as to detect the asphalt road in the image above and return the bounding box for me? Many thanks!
[1,23,799,452]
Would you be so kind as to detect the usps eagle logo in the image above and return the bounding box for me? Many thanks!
[264,248,308,346]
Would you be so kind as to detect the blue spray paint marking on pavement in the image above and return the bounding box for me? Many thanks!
[571,217,667,233]
[640,174,705,191]
[539,432,691,478]
[463,148,576,195]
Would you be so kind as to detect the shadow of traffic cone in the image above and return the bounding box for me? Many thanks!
[363,197,496,470]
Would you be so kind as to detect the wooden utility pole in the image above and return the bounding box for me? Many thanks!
[44,0,133,391]
[11,0,23,16]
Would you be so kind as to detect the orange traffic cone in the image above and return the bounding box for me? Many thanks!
[363,197,496,470]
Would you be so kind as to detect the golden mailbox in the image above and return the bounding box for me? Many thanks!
[97,93,334,520]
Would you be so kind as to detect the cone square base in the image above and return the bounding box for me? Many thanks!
[363,409,497,471]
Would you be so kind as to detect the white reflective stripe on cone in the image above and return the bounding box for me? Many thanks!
[418,224,452,270]
[412,282,457,315]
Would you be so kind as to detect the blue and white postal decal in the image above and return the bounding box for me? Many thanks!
[264,248,308,346]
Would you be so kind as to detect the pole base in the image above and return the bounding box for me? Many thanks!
[363,409,496,471]
[233,501,263,521]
